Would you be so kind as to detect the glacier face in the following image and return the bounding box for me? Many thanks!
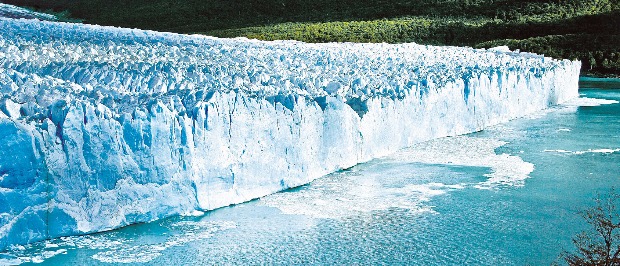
[0,16,580,249]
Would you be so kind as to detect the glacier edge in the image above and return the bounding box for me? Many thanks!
[0,17,580,250]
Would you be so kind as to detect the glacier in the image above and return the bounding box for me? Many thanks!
[0,4,56,21]
[0,15,580,250]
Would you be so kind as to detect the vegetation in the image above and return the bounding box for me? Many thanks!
[562,189,620,265]
[4,0,620,76]
[478,34,620,77]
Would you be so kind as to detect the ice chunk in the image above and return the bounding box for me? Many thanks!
[0,98,20,119]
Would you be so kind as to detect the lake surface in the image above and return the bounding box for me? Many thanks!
[2,86,620,265]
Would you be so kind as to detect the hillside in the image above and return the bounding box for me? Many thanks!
[3,0,620,77]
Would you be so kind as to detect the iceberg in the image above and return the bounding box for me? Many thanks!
[0,16,579,250]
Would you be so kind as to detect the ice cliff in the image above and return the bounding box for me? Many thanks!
[0,16,580,249]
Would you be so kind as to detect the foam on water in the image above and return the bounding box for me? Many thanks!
[0,220,236,264]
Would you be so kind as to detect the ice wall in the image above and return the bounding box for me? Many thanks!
[0,17,580,249]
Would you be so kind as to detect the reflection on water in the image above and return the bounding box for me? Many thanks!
[1,88,620,265]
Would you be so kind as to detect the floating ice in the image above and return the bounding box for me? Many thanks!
[520,96,618,120]
[0,10,579,249]
[563,97,619,107]
[261,136,530,219]
[393,136,535,189]
[0,220,236,264]
[544,149,620,155]
[91,220,237,263]
[259,169,463,219]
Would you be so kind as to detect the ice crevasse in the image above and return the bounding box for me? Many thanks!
[0,17,580,249]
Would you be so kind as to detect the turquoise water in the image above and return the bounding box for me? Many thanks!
[2,88,620,265]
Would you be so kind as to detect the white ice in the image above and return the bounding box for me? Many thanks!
[0,6,580,249]
[0,4,56,20]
